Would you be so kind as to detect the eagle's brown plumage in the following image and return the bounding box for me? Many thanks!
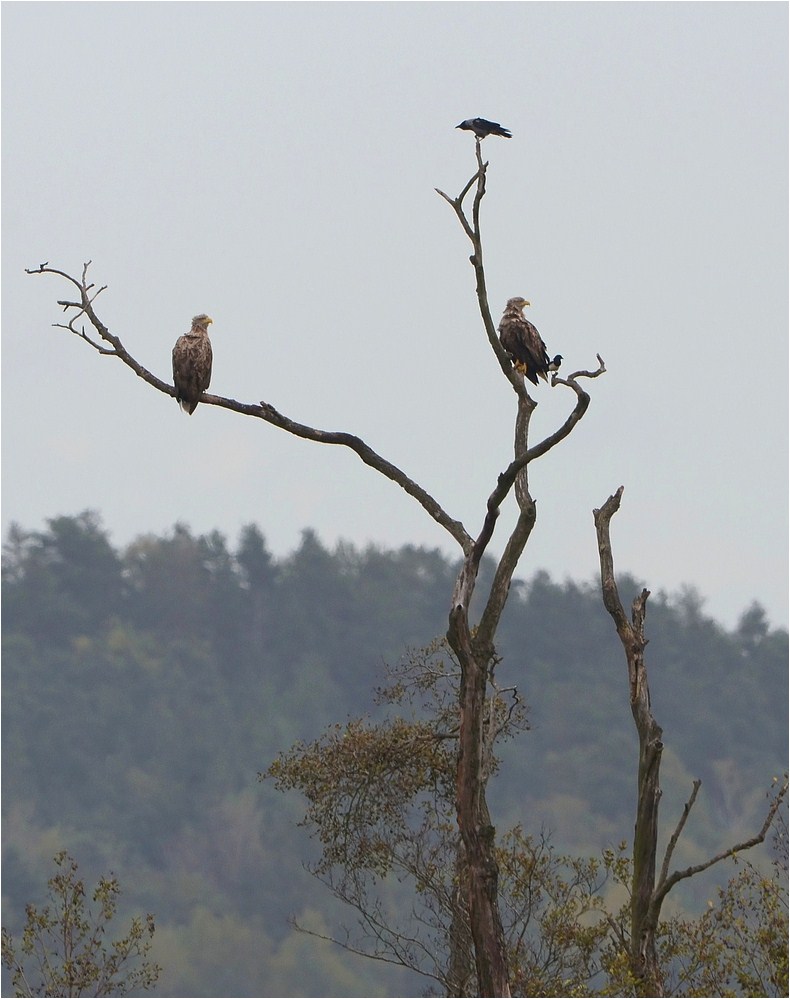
[497,297,551,386]
[172,314,213,415]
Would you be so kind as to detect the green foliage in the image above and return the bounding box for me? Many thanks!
[1,851,159,997]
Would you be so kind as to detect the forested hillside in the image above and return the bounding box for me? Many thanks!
[2,513,786,996]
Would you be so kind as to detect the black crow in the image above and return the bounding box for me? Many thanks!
[456,118,512,139]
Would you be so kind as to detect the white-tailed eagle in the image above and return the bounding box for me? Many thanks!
[498,297,561,385]
[172,314,213,415]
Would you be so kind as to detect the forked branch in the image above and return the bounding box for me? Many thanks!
[652,775,788,911]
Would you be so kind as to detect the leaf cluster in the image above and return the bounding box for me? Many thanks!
[266,715,455,880]
[1,851,160,997]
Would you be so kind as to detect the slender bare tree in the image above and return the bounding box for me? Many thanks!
[27,143,605,995]
[594,485,788,997]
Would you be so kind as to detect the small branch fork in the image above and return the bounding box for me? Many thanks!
[594,485,788,995]
[26,262,174,396]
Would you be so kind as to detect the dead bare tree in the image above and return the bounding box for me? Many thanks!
[593,485,788,997]
[27,143,604,995]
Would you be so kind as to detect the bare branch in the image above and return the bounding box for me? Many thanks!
[475,364,603,542]
[553,353,607,384]
[468,360,607,574]
[434,181,476,242]
[657,780,702,891]
[290,918,446,989]
[526,355,606,463]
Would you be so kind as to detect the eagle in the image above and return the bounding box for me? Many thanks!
[498,297,559,385]
[172,313,214,415]
[456,118,512,139]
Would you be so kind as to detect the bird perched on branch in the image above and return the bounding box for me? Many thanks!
[172,313,214,415]
[498,297,558,386]
[456,117,512,139]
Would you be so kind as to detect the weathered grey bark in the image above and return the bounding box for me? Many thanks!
[594,485,788,997]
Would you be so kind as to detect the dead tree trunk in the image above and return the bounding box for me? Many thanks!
[594,485,788,997]
[594,486,663,993]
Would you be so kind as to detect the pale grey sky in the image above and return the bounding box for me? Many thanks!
[3,2,787,628]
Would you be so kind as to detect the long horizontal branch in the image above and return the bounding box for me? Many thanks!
[27,263,473,555]
[226,394,473,551]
